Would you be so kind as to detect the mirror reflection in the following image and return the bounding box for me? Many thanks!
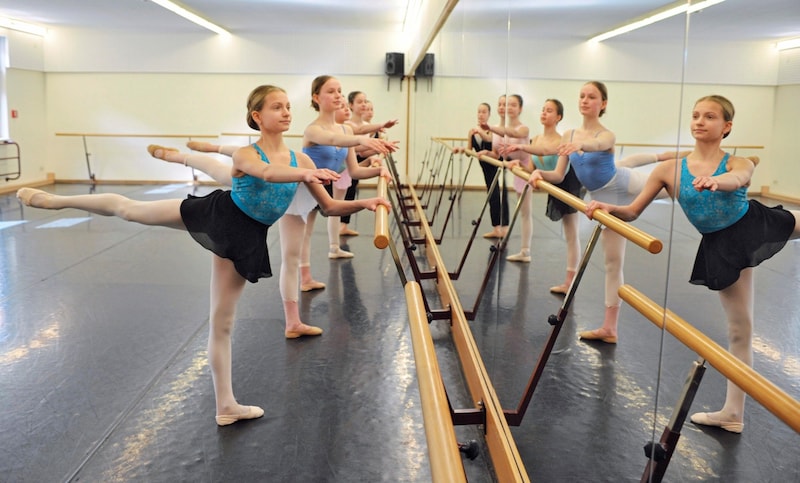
[413,0,799,480]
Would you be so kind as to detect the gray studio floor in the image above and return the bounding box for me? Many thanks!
[0,181,798,482]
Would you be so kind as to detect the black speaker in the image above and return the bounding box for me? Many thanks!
[415,53,434,78]
[385,52,404,77]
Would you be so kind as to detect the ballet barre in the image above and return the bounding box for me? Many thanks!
[378,154,528,480]
[403,181,530,481]
[620,284,800,433]
[373,176,390,249]
[55,132,218,182]
[619,284,800,482]
[467,149,663,254]
[405,281,468,482]
[220,132,303,144]
[0,140,21,181]
[439,137,763,158]
[616,142,763,157]
[442,148,664,429]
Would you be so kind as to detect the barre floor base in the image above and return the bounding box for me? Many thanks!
[1,184,797,482]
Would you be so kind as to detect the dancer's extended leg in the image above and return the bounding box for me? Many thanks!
[17,188,185,229]
[150,144,234,184]
[187,141,239,158]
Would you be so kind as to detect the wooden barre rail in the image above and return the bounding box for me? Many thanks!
[619,284,800,434]
[436,139,662,254]
[405,281,467,482]
[408,183,530,482]
[616,143,764,150]
[374,176,390,249]
[432,137,763,151]
[55,133,218,138]
[221,132,303,139]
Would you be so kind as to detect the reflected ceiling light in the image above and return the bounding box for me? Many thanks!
[588,0,726,43]
[777,37,800,51]
[0,16,47,36]
[149,0,230,35]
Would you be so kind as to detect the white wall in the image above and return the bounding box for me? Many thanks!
[4,69,46,186]
[2,21,798,199]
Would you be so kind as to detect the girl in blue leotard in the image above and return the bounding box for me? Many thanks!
[528,81,628,344]
[584,95,799,433]
[301,75,394,270]
[17,85,390,427]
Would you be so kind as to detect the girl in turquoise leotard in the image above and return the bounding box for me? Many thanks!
[584,95,799,434]
[16,85,390,426]
[502,98,582,293]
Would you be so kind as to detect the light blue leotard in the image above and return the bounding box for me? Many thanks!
[677,153,748,233]
[303,125,348,173]
[230,144,299,225]
[532,154,559,171]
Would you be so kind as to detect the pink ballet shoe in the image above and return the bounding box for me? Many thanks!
[579,328,617,344]
[186,140,218,152]
[506,250,531,263]
[17,188,48,207]
[328,248,354,259]
[690,412,743,433]
[339,228,359,236]
[549,284,569,295]
[285,325,323,339]
[300,280,326,292]
[215,405,264,426]
[147,144,179,160]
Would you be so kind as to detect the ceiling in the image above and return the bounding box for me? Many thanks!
[0,0,797,44]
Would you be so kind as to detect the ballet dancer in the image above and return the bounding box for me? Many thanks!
[17,85,389,426]
[585,94,796,433]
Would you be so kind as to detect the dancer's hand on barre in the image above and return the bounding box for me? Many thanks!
[452,146,465,154]
[527,169,544,189]
[304,168,340,185]
[503,159,520,170]
[584,200,636,222]
[368,155,383,168]
[362,196,392,212]
[584,200,611,219]
[378,166,393,183]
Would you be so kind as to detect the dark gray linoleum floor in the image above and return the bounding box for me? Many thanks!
[0,182,798,482]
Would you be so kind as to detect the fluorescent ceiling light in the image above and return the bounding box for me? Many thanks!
[588,0,726,43]
[0,16,47,36]
[777,37,800,51]
[150,0,230,35]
